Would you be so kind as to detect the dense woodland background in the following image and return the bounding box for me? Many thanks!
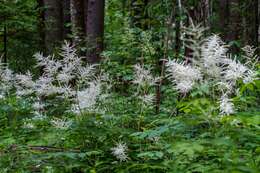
[0,0,259,71]
[0,0,259,172]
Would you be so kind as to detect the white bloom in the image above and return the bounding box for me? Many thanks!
[243,70,257,84]
[57,72,74,83]
[74,81,101,112]
[133,64,157,87]
[139,94,154,105]
[222,58,248,82]
[0,94,4,99]
[217,81,234,93]
[32,112,47,121]
[71,104,81,115]
[51,118,72,130]
[40,56,62,76]
[219,95,234,115]
[1,68,14,84]
[23,122,35,129]
[34,76,59,96]
[16,72,35,88]
[16,88,34,96]
[77,65,96,81]
[166,60,202,93]
[32,102,44,110]
[111,142,128,162]
[59,84,76,97]
[60,41,77,62]
[200,35,227,77]
[175,80,194,93]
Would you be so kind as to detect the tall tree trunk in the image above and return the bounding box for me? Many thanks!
[70,0,85,45]
[62,0,71,39]
[43,0,63,53]
[219,0,229,41]
[86,0,105,63]
[203,0,210,28]
[175,0,182,58]
[37,0,45,52]
[3,20,7,64]
[226,0,240,42]
[254,0,259,51]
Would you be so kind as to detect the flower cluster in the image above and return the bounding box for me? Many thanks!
[200,35,228,78]
[111,142,128,162]
[133,64,157,87]
[132,64,158,107]
[166,60,202,93]
[219,95,235,116]
[72,80,102,114]
[50,118,72,130]
[166,34,258,116]
[0,41,107,127]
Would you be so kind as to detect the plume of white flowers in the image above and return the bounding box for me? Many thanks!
[34,76,59,96]
[0,66,15,94]
[32,111,47,121]
[77,65,96,82]
[133,64,157,87]
[15,72,35,96]
[138,94,154,106]
[166,60,202,93]
[200,35,228,77]
[50,118,72,130]
[111,142,128,162]
[72,80,101,114]
[16,72,35,88]
[222,58,248,82]
[219,95,234,116]
[182,24,206,59]
[22,122,35,129]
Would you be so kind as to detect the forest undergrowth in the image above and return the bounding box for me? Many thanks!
[0,27,259,172]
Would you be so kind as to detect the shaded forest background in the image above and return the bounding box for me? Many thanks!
[0,0,259,73]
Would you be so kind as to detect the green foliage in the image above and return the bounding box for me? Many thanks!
[0,0,39,73]
[0,0,259,172]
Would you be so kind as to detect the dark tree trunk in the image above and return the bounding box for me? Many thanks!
[254,0,259,51]
[3,21,7,64]
[70,0,85,45]
[86,0,105,63]
[37,0,45,52]
[62,0,71,39]
[175,0,182,58]
[219,0,230,41]
[203,0,211,28]
[43,0,63,53]
[226,0,240,42]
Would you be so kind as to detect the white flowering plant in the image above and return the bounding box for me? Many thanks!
[166,34,258,117]
[0,27,259,173]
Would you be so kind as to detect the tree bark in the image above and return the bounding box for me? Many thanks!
[43,0,63,53]
[70,0,85,45]
[37,0,45,52]
[219,0,229,41]
[254,0,259,50]
[3,20,7,64]
[62,0,71,39]
[86,0,105,63]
